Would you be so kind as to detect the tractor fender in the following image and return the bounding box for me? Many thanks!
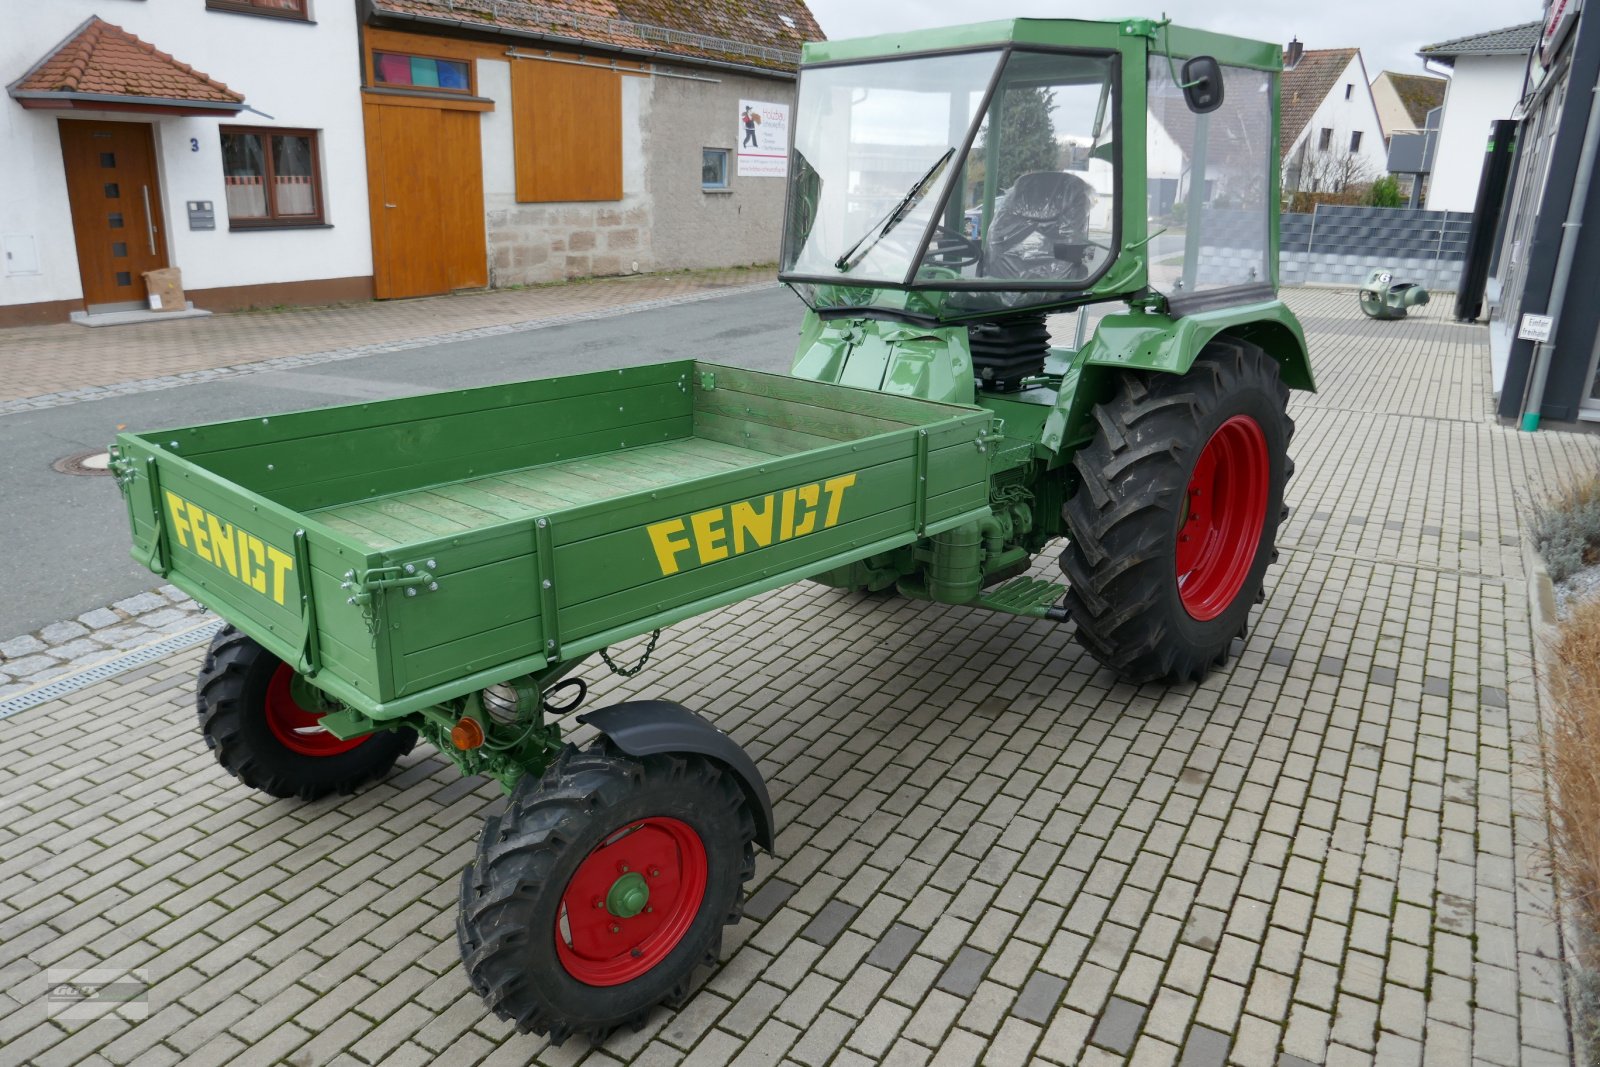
[577,700,776,853]
[1044,298,1314,455]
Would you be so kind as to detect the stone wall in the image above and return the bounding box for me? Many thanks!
[481,60,794,288]
[487,202,653,287]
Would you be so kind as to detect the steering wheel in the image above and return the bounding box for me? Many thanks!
[921,224,983,269]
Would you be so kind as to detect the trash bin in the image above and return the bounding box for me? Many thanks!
[142,267,186,313]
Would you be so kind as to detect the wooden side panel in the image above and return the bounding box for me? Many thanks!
[511,59,622,203]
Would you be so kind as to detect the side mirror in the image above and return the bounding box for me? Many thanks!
[1181,56,1224,114]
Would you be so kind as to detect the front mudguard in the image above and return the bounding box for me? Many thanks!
[578,701,776,853]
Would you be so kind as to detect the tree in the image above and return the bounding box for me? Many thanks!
[979,86,1058,192]
[1368,175,1403,207]
[1288,146,1382,196]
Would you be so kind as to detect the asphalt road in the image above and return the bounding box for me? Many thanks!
[1,285,807,637]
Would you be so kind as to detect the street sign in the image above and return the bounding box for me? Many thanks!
[1518,313,1554,342]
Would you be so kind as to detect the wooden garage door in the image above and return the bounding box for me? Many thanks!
[363,102,486,299]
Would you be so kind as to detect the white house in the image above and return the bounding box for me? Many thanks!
[1279,47,1390,196]
[1419,22,1540,212]
[1,1,373,326]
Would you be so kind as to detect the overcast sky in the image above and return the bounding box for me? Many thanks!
[802,0,1542,83]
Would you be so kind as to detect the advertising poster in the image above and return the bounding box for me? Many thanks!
[737,100,789,177]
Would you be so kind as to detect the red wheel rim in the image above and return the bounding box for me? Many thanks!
[263,663,370,757]
[555,816,709,986]
[1176,415,1270,621]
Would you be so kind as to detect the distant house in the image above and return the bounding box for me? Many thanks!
[1370,71,1447,143]
[1418,21,1539,212]
[1,1,373,326]
[356,0,823,299]
[1279,47,1390,197]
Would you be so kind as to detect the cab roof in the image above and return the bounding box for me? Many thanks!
[799,17,1283,73]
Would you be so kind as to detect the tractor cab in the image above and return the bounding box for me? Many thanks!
[780,18,1282,350]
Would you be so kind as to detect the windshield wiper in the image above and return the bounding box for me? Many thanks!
[833,147,955,272]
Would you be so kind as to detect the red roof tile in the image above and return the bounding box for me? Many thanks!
[9,17,243,105]
[369,0,823,73]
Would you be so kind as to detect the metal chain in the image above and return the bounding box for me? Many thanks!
[599,629,661,678]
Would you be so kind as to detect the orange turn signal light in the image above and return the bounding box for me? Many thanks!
[451,717,485,750]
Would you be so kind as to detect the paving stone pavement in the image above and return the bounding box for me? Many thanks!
[2,287,1599,1067]
[0,267,777,414]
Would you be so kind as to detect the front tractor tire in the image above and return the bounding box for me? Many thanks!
[457,744,757,1045]
[196,626,416,800]
[1061,338,1294,683]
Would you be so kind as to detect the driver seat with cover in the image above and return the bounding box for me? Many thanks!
[982,171,1093,281]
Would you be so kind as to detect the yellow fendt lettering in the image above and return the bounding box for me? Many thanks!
[644,472,859,577]
[164,491,296,607]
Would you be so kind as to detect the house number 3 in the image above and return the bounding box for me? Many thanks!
[190,138,200,152]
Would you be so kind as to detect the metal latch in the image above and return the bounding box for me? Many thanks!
[107,446,137,491]
[342,559,438,605]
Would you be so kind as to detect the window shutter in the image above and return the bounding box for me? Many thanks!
[511,59,623,203]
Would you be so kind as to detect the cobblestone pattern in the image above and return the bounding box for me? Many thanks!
[0,587,211,700]
[1,289,1597,1067]
[0,270,777,414]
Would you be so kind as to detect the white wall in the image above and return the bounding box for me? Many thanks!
[1425,54,1527,212]
[1284,54,1391,191]
[0,0,371,310]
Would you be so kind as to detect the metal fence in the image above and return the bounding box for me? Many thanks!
[1279,204,1474,290]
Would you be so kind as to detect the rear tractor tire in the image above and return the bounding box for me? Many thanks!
[1061,338,1294,683]
[195,626,416,800]
[457,743,757,1045]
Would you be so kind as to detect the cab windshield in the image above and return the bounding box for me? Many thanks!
[782,48,1118,314]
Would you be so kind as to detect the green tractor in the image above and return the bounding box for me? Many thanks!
[113,16,1309,1045]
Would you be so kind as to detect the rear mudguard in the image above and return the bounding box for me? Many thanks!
[1043,297,1314,454]
[578,701,776,853]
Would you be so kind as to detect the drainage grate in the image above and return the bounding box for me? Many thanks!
[0,619,222,722]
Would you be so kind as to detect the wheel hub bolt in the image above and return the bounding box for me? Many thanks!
[610,924,621,934]
[650,868,661,878]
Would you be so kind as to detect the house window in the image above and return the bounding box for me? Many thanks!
[1345,83,1353,100]
[1318,127,1333,151]
[220,127,324,227]
[702,149,729,189]
[1350,131,1363,153]
[373,51,472,93]
[206,0,309,20]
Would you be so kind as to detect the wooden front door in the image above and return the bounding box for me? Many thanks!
[362,102,486,299]
[59,121,168,309]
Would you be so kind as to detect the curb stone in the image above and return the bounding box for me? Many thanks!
[0,585,211,697]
